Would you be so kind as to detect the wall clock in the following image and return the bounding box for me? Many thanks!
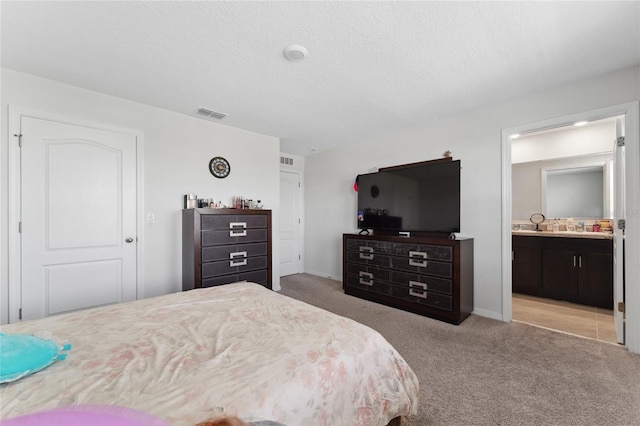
[209,156,230,179]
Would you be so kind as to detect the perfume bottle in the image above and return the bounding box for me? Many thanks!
[566,215,575,232]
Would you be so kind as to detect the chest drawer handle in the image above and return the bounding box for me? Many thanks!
[409,280,427,290]
[409,281,427,298]
[409,250,427,259]
[359,246,374,252]
[229,222,247,237]
[230,258,248,267]
[409,258,427,267]
[230,251,247,259]
[409,288,428,299]
[358,271,374,286]
[359,253,374,260]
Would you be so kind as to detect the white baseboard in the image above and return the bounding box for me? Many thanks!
[471,307,504,322]
[303,270,342,282]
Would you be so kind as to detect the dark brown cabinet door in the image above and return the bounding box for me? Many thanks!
[512,236,543,297]
[542,249,578,301]
[578,252,613,309]
[512,246,543,296]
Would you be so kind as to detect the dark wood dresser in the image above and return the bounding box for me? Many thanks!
[343,233,473,324]
[182,208,272,291]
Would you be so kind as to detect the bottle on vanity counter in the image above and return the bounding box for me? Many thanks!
[552,218,560,232]
[566,216,575,232]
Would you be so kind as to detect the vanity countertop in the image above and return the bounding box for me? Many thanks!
[512,230,613,240]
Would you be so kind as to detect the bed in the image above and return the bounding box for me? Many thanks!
[0,282,418,425]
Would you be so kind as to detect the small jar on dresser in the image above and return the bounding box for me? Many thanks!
[182,208,272,291]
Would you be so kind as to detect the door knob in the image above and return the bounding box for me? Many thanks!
[125,237,134,243]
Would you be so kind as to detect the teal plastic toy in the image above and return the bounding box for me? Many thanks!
[0,331,72,383]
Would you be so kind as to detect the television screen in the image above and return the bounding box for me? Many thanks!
[357,160,460,233]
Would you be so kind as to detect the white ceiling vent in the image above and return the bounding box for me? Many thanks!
[197,107,227,120]
[280,156,294,166]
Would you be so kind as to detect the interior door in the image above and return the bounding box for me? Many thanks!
[613,117,626,344]
[20,116,138,321]
[279,171,301,276]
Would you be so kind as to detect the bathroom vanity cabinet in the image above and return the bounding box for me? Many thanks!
[541,237,613,309]
[512,235,613,309]
[512,236,543,297]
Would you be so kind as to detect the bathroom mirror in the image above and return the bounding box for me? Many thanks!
[541,161,612,219]
[511,153,613,220]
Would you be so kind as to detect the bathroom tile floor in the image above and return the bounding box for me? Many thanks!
[512,293,618,345]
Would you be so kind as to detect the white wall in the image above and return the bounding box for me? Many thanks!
[304,65,640,320]
[512,120,616,163]
[1,69,281,324]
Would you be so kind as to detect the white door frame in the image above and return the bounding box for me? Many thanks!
[501,101,640,354]
[8,106,145,323]
[614,118,625,344]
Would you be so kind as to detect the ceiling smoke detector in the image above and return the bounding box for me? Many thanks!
[283,44,308,61]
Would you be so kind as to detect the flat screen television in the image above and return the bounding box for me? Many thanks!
[357,159,460,234]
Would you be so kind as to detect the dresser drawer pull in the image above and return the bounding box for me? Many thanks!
[359,246,374,260]
[409,281,427,299]
[409,288,428,299]
[409,280,427,290]
[409,250,427,259]
[409,258,427,267]
[229,222,247,237]
[229,251,247,259]
[230,259,248,267]
[358,271,374,286]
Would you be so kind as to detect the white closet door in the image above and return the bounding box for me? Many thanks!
[279,171,301,276]
[21,116,138,320]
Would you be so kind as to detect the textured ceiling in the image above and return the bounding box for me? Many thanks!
[2,1,639,156]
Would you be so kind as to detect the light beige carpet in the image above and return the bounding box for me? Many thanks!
[279,273,640,426]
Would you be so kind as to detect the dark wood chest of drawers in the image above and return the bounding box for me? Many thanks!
[183,208,272,290]
[343,233,473,324]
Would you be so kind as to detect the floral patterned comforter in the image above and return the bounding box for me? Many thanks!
[0,282,418,425]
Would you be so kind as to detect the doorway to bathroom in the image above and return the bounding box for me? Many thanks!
[501,102,640,353]
[510,116,619,344]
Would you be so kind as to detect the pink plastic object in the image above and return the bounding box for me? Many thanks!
[2,405,171,426]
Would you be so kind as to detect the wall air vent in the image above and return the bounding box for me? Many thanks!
[197,107,227,120]
[280,156,294,166]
